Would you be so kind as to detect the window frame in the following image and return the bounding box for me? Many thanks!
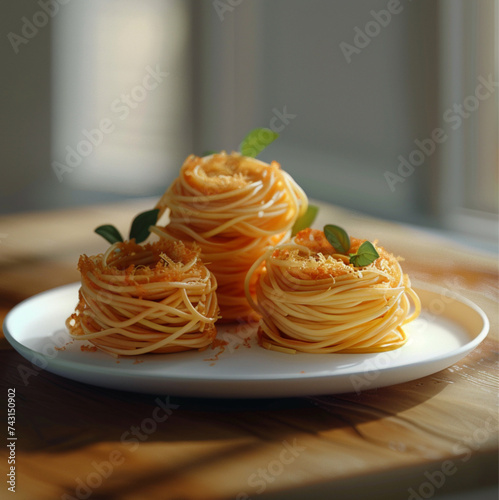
[436,0,498,247]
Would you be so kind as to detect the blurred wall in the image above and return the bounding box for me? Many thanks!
[194,0,439,226]
[1,0,496,248]
[0,0,192,214]
[0,0,52,213]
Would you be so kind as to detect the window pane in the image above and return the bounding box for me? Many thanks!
[463,0,499,214]
[52,0,192,195]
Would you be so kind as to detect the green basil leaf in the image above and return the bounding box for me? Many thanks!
[349,241,380,267]
[291,204,319,236]
[129,209,160,243]
[240,128,279,158]
[94,225,124,245]
[323,224,350,253]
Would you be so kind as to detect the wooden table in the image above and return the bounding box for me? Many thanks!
[0,199,497,500]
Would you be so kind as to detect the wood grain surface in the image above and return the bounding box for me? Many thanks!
[0,200,497,500]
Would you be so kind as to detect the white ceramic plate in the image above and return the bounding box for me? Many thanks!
[3,283,489,398]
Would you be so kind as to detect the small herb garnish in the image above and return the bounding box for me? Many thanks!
[129,209,161,243]
[349,241,379,267]
[292,204,319,236]
[323,224,379,267]
[95,208,160,245]
[323,224,350,254]
[202,127,278,159]
[94,225,124,245]
[240,128,279,158]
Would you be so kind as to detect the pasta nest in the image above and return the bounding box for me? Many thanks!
[66,240,220,355]
[245,228,421,354]
[151,152,308,321]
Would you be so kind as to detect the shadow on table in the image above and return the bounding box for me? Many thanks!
[2,346,453,454]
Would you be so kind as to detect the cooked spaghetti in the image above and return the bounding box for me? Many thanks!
[151,152,308,321]
[245,228,421,354]
[66,240,219,356]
